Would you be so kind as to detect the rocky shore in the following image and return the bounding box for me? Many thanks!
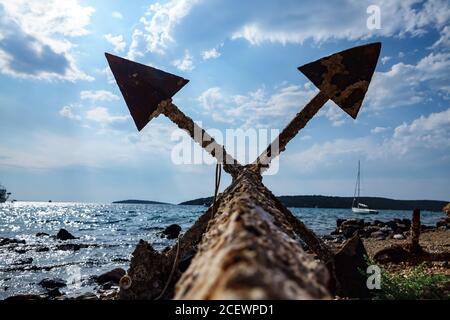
[1,224,183,300]
[2,210,449,300]
[322,214,449,244]
[322,212,450,281]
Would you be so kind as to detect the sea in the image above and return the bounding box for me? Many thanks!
[0,202,445,299]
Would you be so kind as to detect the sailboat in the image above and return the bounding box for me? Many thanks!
[352,161,378,214]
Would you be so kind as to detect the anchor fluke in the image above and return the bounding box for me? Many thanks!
[105,53,189,131]
[298,42,381,119]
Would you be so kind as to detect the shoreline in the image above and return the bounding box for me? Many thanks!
[1,209,449,300]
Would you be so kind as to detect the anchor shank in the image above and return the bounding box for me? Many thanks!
[254,91,329,170]
[162,101,242,178]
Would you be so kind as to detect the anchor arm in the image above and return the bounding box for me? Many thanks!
[161,100,243,178]
[253,91,329,170]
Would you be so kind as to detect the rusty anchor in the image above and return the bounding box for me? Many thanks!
[106,42,382,300]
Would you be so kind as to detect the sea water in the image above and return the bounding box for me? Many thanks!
[0,202,445,299]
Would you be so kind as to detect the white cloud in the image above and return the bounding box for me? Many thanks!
[127,29,145,60]
[300,135,312,141]
[104,34,126,53]
[59,105,80,120]
[85,107,130,124]
[80,90,119,102]
[366,52,450,111]
[127,0,199,58]
[285,107,450,173]
[320,104,346,127]
[172,50,194,71]
[371,126,388,134]
[381,56,391,65]
[384,108,450,155]
[202,47,221,60]
[197,84,317,128]
[112,11,123,19]
[285,137,375,173]
[231,0,450,45]
[0,124,176,170]
[197,87,222,110]
[432,25,450,48]
[0,0,94,81]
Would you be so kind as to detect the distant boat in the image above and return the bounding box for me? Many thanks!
[0,183,11,203]
[352,161,378,214]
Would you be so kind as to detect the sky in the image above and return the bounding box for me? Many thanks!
[0,0,449,203]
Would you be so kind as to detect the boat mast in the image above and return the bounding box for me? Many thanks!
[357,160,360,207]
[352,160,360,208]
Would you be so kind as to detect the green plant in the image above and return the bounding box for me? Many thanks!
[365,258,449,300]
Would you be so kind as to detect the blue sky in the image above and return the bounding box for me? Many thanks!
[0,0,449,203]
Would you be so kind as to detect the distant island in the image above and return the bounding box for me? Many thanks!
[179,195,448,212]
[112,199,171,205]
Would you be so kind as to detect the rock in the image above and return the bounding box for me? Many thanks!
[96,268,126,285]
[36,232,50,237]
[401,218,411,227]
[5,294,44,301]
[436,217,450,229]
[362,225,380,236]
[36,246,50,252]
[39,278,66,289]
[443,203,450,217]
[374,245,410,263]
[75,292,98,300]
[421,225,435,231]
[46,288,63,298]
[14,248,27,254]
[341,219,364,228]
[14,257,33,265]
[162,224,182,239]
[333,234,370,298]
[100,281,117,290]
[393,234,405,240]
[336,218,345,228]
[385,221,397,230]
[179,249,196,273]
[56,229,77,241]
[370,231,386,239]
[56,244,81,251]
[342,225,360,238]
[395,223,409,232]
[373,220,384,227]
[0,238,26,246]
[380,226,392,233]
[99,289,118,300]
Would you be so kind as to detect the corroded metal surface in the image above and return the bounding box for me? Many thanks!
[106,53,242,177]
[411,209,421,253]
[254,43,381,169]
[298,42,381,119]
[253,91,329,170]
[119,166,333,299]
[161,100,242,178]
[174,167,332,299]
[105,53,189,131]
[107,43,382,300]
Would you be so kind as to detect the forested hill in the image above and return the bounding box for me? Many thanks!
[179,195,448,212]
